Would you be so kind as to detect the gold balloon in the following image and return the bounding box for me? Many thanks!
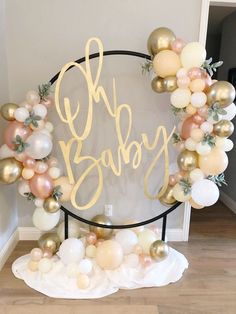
[150,240,169,262]
[177,150,198,171]
[89,214,113,239]
[163,76,177,92]
[147,27,176,55]
[213,120,234,137]
[159,185,177,206]
[0,157,23,184]
[38,232,61,254]
[151,76,165,93]
[207,81,235,108]
[0,103,19,121]
[43,197,60,213]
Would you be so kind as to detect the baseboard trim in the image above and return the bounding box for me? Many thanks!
[220,191,236,214]
[0,229,19,271]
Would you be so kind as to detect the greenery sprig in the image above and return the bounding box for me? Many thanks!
[24,192,36,202]
[171,105,186,116]
[24,111,42,128]
[207,173,227,187]
[172,132,182,144]
[52,185,63,201]
[38,83,52,100]
[141,59,153,74]
[12,135,29,153]
[208,103,227,122]
[179,179,192,195]
[202,133,216,148]
[202,58,223,77]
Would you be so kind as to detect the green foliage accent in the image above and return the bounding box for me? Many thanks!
[12,135,29,153]
[24,192,36,202]
[24,111,42,128]
[207,173,227,187]
[179,179,192,195]
[172,132,182,144]
[171,105,186,116]
[202,133,216,148]
[208,103,227,122]
[141,59,153,75]
[202,57,223,77]
[38,83,52,100]
[52,185,63,201]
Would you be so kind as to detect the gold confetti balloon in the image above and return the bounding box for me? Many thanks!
[38,232,61,254]
[150,240,169,262]
[147,27,176,56]
[0,157,23,184]
[89,214,113,239]
[1,103,18,121]
[213,120,234,138]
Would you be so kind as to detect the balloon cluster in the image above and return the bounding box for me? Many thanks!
[0,85,75,230]
[27,217,168,290]
[147,27,235,208]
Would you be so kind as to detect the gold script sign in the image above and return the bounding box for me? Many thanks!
[54,38,175,210]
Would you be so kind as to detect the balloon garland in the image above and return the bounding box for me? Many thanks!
[1,27,235,293]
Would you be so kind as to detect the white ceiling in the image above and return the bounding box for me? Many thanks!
[208,5,236,34]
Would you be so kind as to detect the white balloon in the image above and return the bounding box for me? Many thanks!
[170,88,191,108]
[32,207,60,231]
[124,254,139,268]
[191,179,219,206]
[14,107,29,122]
[115,230,138,255]
[196,142,211,155]
[26,90,40,106]
[191,92,207,108]
[223,103,236,121]
[34,198,44,207]
[78,258,93,274]
[223,138,234,152]
[18,180,31,197]
[48,167,61,179]
[189,168,204,182]
[33,104,47,119]
[66,262,79,278]
[185,138,197,151]
[59,238,85,265]
[180,42,206,69]
[26,132,52,159]
[57,220,81,242]
[0,144,15,159]
[200,122,213,133]
[38,257,53,273]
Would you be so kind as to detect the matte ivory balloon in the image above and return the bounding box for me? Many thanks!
[29,173,53,199]
[153,50,181,78]
[207,81,235,108]
[147,27,176,55]
[26,132,53,159]
[4,121,31,150]
[0,157,23,184]
[54,176,74,202]
[95,240,123,270]
[177,150,198,172]
[1,103,19,121]
[173,183,191,202]
[171,88,191,109]
[199,148,228,176]
[180,42,206,69]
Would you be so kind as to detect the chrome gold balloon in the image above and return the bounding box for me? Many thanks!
[159,185,177,206]
[207,81,235,108]
[38,232,61,254]
[213,119,234,137]
[151,76,165,93]
[163,76,177,92]
[177,150,198,171]
[0,158,23,184]
[43,197,60,213]
[0,103,19,121]
[150,240,169,262]
[89,214,113,239]
[147,27,176,56]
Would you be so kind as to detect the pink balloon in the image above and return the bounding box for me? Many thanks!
[192,114,205,125]
[177,76,190,88]
[24,158,36,169]
[29,173,53,199]
[139,254,153,268]
[4,121,31,150]
[169,175,177,186]
[187,67,202,80]
[197,105,209,118]
[171,38,185,54]
[86,232,97,245]
[40,96,54,108]
[181,117,199,140]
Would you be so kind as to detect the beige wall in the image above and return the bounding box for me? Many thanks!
[4,0,202,228]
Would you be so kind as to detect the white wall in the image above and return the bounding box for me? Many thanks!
[0,0,18,251]
[4,0,202,230]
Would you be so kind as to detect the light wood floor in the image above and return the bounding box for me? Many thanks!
[1,201,236,314]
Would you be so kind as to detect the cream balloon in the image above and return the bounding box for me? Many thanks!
[189,168,205,182]
[45,121,54,133]
[138,229,157,254]
[85,244,97,258]
[54,176,74,202]
[180,42,206,69]
[185,138,197,151]
[191,179,219,206]
[173,183,191,202]
[32,207,60,231]
[170,88,191,108]
[22,168,34,180]
[48,167,61,179]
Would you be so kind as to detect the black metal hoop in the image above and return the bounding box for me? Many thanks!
[49,50,182,241]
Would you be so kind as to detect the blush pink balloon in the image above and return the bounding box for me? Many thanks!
[192,114,205,125]
[204,74,213,91]
[24,158,36,169]
[139,254,153,268]
[187,67,202,80]
[29,173,53,199]
[169,175,177,186]
[171,38,185,54]
[197,105,209,118]
[40,96,54,108]
[86,232,97,245]
[177,76,190,88]
[34,161,49,174]
[42,249,53,258]
[30,248,43,261]
[4,121,31,150]
[181,117,199,140]
[174,170,188,182]
[47,157,59,167]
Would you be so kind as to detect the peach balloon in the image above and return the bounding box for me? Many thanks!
[95,240,123,270]
[181,117,199,140]
[54,176,74,202]
[174,170,188,182]
[153,50,181,78]
[186,104,197,115]
[29,173,53,199]
[199,148,228,175]
[4,121,31,149]
[22,168,35,180]
[189,79,206,92]
[190,128,204,142]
